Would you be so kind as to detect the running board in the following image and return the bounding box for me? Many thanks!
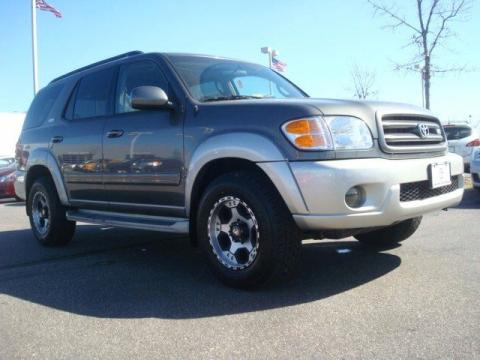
[66,209,189,234]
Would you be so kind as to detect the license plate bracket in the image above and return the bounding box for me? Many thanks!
[429,162,451,189]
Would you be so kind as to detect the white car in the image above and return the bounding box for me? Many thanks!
[471,148,480,190]
[444,124,480,171]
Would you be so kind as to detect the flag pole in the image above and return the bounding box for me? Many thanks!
[31,0,39,95]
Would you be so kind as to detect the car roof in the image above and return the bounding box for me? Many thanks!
[48,51,260,86]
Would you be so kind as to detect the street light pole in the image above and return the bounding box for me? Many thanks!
[261,46,273,69]
[261,46,276,95]
[31,0,39,95]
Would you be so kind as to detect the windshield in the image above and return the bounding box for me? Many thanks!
[166,55,307,102]
[443,125,472,140]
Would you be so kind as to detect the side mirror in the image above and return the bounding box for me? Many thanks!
[130,86,174,110]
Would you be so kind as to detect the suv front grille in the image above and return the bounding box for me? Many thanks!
[379,115,446,153]
[400,176,460,202]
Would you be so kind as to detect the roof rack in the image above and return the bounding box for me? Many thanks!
[50,51,144,84]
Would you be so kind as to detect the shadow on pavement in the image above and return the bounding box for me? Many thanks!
[454,188,480,210]
[0,224,401,319]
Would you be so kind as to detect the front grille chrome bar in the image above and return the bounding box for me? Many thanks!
[377,114,447,154]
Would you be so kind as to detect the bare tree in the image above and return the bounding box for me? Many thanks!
[351,64,378,100]
[368,0,471,109]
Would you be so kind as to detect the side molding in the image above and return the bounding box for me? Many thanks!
[185,133,308,215]
[26,148,70,205]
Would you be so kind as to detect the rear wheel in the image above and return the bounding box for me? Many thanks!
[28,177,76,246]
[197,171,301,288]
[354,217,422,247]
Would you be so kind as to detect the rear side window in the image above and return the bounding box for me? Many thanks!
[73,67,115,119]
[444,126,472,140]
[24,84,63,129]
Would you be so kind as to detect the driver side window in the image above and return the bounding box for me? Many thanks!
[115,61,169,114]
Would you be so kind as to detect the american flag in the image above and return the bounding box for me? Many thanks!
[272,56,286,72]
[36,0,62,18]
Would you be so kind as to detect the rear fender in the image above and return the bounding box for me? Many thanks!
[26,148,69,205]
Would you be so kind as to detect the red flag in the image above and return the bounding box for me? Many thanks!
[36,0,62,18]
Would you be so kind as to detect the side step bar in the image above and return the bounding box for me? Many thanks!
[66,209,189,234]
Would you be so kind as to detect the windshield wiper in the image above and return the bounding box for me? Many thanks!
[201,95,264,102]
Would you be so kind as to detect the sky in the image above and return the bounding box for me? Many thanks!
[0,0,479,126]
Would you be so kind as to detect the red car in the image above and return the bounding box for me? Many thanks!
[0,157,17,199]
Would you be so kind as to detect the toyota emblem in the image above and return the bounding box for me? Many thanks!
[418,123,430,138]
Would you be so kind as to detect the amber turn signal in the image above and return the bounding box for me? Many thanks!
[285,119,320,135]
[294,135,326,148]
[282,117,333,150]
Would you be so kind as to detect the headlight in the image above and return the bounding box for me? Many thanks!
[282,116,373,151]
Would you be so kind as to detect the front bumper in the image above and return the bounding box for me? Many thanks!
[290,153,464,230]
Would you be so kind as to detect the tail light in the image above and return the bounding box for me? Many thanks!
[466,139,480,147]
[15,140,27,171]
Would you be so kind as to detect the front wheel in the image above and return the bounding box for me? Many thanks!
[197,171,301,288]
[28,177,76,246]
[354,217,422,247]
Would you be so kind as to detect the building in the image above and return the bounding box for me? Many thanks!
[0,112,25,157]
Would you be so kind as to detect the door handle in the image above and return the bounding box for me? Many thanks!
[106,130,124,138]
[51,136,63,144]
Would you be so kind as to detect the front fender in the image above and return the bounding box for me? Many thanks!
[26,147,69,205]
[185,133,308,215]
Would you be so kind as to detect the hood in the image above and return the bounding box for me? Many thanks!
[201,97,435,139]
[0,164,15,177]
[307,98,434,138]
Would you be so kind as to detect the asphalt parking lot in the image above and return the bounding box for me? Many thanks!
[0,186,479,359]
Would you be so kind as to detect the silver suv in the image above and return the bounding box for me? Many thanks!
[444,123,480,171]
[15,51,464,287]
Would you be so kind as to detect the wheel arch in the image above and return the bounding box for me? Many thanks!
[186,133,308,243]
[25,148,69,208]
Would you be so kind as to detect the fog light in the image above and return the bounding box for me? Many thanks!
[345,186,365,208]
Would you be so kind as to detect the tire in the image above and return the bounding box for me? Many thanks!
[196,171,301,288]
[354,217,422,247]
[28,176,76,246]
